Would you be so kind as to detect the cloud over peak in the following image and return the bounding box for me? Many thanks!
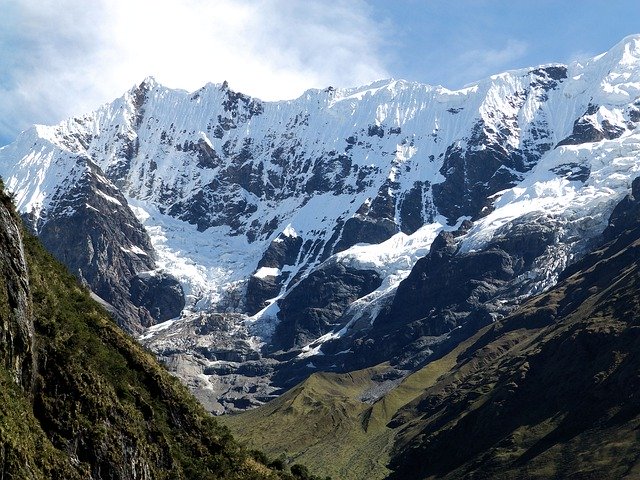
[0,0,389,144]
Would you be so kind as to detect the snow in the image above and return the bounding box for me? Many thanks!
[299,342,326,360]
[0,136,86,224]
[246,299,281,341]
[128,199,265,311]
[253,267,281,279]
[120,245,148,256]
[96,189,123,205]
[461,137,640,255]
[335,219,447,277]
[1,34,640,356]
[139,318,179,340]
[281,224,298,238]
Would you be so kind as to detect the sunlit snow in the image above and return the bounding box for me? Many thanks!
[0,34,639,361]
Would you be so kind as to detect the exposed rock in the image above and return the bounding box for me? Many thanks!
[529,65,568,90]
[603,176,640,240]
[557,104,627,147]
[129,271,185,323]
[345,214,561,369]
[0,190,34,390]
[334,181,399,252]
[0,192,294,478]
[2,36,640,415]
[142,312,280,414]
[245,233,303,315]
[245,275,282,316]
[221,168,640,480]
[398,181,433,235]
[256,234,304,269]
[388,185,640,480]
[273,262,382,350]
[550,162,591,182]
[433,137,522,223]
[34,159,183,332]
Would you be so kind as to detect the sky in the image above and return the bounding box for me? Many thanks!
[1,0,639,146]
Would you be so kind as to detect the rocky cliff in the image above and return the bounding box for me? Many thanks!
[0,182,34,391]
[223,174,640,480]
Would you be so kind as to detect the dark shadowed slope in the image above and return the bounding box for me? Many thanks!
[387,178,640,479]
[224,177,640,480]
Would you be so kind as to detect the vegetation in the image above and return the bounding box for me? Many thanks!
[0,188,321,479]
[223,211,640,479]
[4,175,640,479]
[221,338,479,479]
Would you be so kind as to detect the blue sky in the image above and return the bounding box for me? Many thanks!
[1,0,639,146]
[372,0,640,88]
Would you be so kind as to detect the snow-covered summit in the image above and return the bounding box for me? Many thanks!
[1,36,640,410]
[1,36,638,310]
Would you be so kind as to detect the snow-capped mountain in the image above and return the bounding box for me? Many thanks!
[1,35,639,412]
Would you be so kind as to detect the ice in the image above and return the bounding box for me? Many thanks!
[128,199,265,311]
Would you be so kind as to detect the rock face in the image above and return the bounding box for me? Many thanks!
[14,155,184,333]
[245,231,303,315]
[334,182,400,251]
[350,215,560,368]
[603,176,640,240]
[387,176,640,480]
[0,187,34,390]
[1,36,640,411]
[142,312,279,414]
[129,271,185,323]
[222,177,640,480]
[273,262,382,351]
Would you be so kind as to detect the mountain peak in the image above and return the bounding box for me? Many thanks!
[3,34,640,416]
[591,33,640,68]
[614,32,640,51]
[614,33,640,65]
[139,75,159,89]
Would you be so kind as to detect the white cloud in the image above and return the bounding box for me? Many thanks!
[0,0,389,144]
[454,39,529,85]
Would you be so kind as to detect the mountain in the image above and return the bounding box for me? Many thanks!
[1,35,640,412]
[0,181,320,479]
[222,175,640,479]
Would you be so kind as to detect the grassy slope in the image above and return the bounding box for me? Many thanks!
[25,231,248,479]
[223,231,640,479]
[0,184,313,480]
[387,233,640,479]
[223,364,392,480]
[221,336,478,480]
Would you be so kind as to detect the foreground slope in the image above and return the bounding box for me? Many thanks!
[223,177,640,479]
[0,183,314,480]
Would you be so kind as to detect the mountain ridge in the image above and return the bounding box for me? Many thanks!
[1,34,639,412]
[223,174,640,479]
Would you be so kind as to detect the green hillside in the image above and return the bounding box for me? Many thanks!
[0,183,319,480]
[221,339,476,479]
[223,193,640,479]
